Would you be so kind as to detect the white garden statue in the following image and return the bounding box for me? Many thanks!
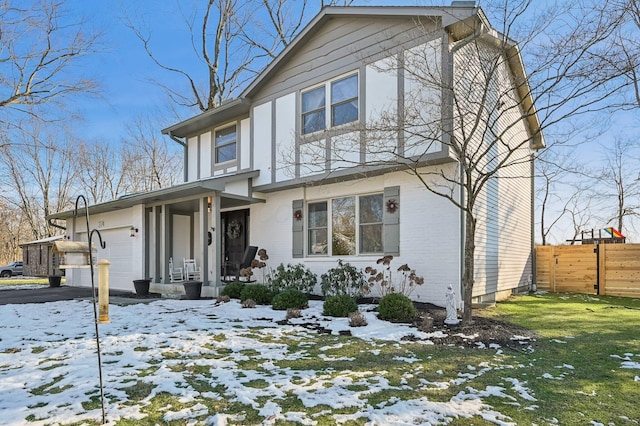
[444,285,460,325]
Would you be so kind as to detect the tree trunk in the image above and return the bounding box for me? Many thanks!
[462,213,476,324]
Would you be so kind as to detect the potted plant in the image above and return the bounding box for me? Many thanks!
[183,280,202,300]
[48,275,62,287]
[133,278,151,296]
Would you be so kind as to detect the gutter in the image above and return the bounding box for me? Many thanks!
[530,153,537,292]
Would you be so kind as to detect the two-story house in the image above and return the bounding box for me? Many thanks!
[49,3,544,308]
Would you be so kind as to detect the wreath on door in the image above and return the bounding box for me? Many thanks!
[227,220,242,239]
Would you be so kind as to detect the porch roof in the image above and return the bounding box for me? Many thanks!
[48,171,262,220]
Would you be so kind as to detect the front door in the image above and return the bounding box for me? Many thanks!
[221,209,249,277]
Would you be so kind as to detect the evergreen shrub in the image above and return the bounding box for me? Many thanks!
[323,294,358,317]
[378,293,417,321]
[272,288,308,310]
[240,284,274,305]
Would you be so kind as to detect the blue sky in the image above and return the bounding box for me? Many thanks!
[66,0,190,141]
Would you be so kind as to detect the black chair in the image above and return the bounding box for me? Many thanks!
[223,245,258,282]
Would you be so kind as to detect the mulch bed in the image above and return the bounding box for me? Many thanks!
[407,302,537,350]
[294,296,536,351]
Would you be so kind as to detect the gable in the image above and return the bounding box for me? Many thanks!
[248,14,440,104]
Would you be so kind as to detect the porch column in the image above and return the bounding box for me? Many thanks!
[162,204,172,284]
[213,194,221,286]
[199,196,209,285]
[153,206,162,283]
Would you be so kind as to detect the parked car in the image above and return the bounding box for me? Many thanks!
[0,261,23,277]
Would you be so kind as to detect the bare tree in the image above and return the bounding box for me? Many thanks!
[125,0,262,112]
[75,115,182,204]
[0,0,99,124]
[75,140,128,204]
[0,202,27,264]
[126,0,356,112]
[598,137,640,234]
[586,0,640,110]
[120,115,182,193]
[0,121,77,240]
[565,194,599,245]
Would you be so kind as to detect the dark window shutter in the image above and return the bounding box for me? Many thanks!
[292,199,304,258]
[383,186,400,255]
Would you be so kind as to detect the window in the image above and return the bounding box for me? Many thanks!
[301,73,359,135]
[308,202,328,254]
[331,74,359,127]
[307,193,383,256]
[302,86,326,134]
[332,197,356,255]
[359,194,383,253]
[215,125,236,164]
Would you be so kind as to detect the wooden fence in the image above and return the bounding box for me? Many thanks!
[536,243,640,298]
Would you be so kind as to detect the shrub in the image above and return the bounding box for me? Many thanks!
[268,263,317,294]
[320,260,369,297]
[364,255,424,298]
[240,284,274,305]
[242,299,256,308]
[216,295,230,303]
[348,311,368,327]
[323,294,358,317]
[378,293,417,321]
[221,281,245,299]
[272,289,308,311]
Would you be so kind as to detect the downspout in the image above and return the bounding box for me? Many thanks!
[167,130,189,183]
[530,153,537,292]
[448,10,485,309]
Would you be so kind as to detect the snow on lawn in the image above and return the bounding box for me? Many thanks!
[2,298,533,425]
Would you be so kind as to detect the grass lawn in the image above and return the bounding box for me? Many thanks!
[0,291,638,425]
[0,277,57,286]
[482,292,640,425]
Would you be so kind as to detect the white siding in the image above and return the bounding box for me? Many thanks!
[172,215,191,265]
[187,136,199,181]
[366,56,398,163]
[404,38,443,158]
[299,141,326,177]
[200,131,212,177]
[275,93,296,182]
[331,131,360,170]
[453,39,534,301]
[249,167,461,307]
[253,101,272,186]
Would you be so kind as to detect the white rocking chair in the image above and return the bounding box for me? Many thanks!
[183,258,201,281]
[169,257,184,282]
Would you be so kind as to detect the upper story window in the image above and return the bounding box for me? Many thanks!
[215,125,236,164]
[301,72,359,135]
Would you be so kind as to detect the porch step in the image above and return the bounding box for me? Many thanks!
[149,283,220,298]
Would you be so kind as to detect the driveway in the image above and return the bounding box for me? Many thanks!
[0,285,154,305]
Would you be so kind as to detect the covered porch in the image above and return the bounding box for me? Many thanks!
[47,171,262,297]
[143,171,263,296]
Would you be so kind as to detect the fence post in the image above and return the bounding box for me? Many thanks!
[551,246,557,293]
